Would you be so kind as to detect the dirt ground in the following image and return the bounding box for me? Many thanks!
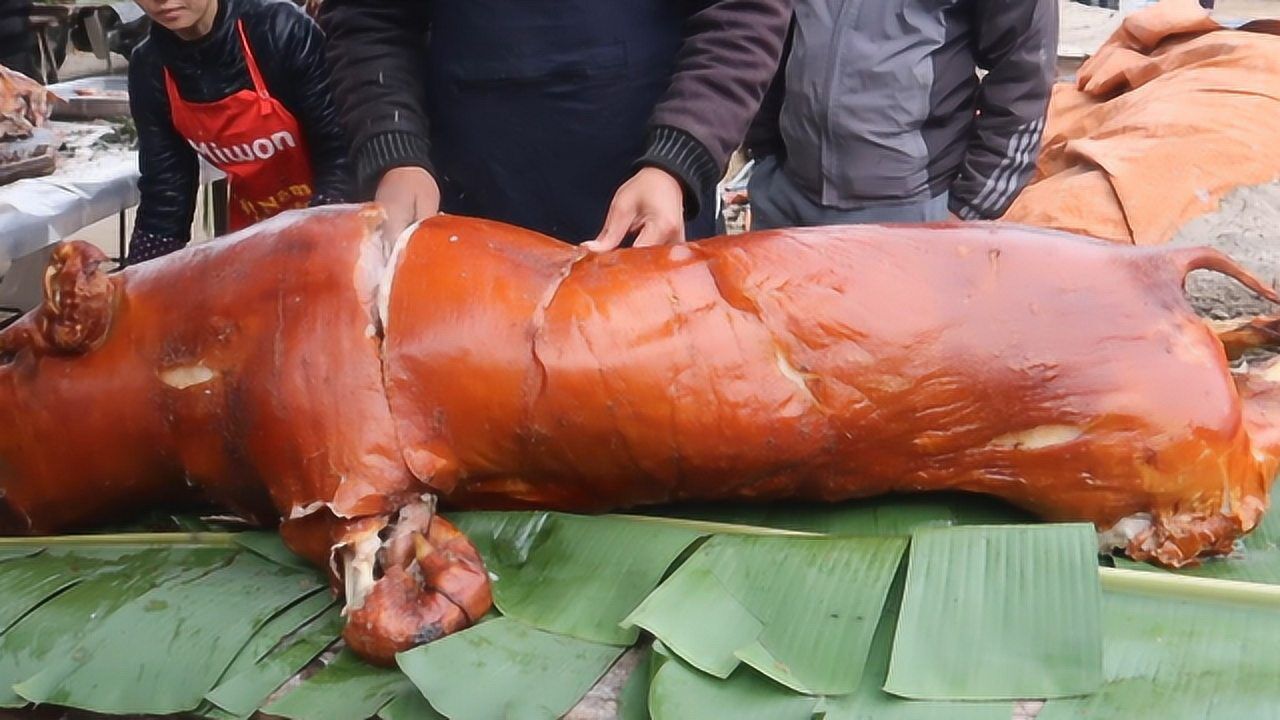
[1175,181,1280,321]
[1215,0,1280,17]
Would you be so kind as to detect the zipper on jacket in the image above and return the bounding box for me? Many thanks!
[818,0,864,204]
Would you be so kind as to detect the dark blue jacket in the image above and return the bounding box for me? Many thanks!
[319,0,792,243]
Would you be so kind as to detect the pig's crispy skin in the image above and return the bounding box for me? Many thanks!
[1218,315,1280,361]
[0,206,491,665]
[385,217,1280,566]
[0,206,412,538]
[2,205,1280,664]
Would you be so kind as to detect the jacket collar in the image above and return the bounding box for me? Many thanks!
[149,0,242,70]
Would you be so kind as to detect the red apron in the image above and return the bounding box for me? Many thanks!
[163,20,313,232]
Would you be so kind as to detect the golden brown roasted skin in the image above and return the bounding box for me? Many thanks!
[1218,316,1280,361]
[1,206,1278,663]
[0,206,412,536]
[385,217,1280,566]
[0,207,484,665]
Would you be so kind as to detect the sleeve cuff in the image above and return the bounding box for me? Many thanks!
[310,191,348,208]
[354,132,436,197]
[126,231,187,265]
[636,125,720,220]
[948,194,988,221]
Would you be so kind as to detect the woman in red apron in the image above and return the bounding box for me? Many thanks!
[126,0,350,263]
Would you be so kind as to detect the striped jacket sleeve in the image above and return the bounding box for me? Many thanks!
[947,0,1058,220]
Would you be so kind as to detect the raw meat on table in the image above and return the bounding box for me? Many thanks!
[0,63,52,139]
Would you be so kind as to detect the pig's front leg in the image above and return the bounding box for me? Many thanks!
[281,496,492,666]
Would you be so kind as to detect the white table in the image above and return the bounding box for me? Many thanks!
[0,151,139,274]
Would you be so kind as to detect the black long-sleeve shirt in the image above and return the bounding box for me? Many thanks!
[127,0,352,263]
[0,0,36,80]
[317,0,794,218]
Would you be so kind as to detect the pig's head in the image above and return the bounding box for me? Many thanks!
[0,241,115,358]
[0,208,412,536]
[0,207,495,665]
[0,241,167,534]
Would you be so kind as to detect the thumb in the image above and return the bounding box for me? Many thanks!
[630,218,668,249]
[382,201,412,240]
[376,186,410,229]
[632,217,684,248]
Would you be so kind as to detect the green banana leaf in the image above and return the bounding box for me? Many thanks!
[623,534,907,694]
[453,511,703,645]
[1,492,1277,720]
[641,567,1013,720]
[647,655,820,720]
[0,547,42,563]
[617,644,655,720]
[884,524,1103,700]
[379,689,447,720]
[0,547,235,708]
[204,600,343,719]
[650,492,1032,535]
[14,551,324,715]
[397,616,625,720]
[822,566,1011,719]
[234,531,315,571]
[0,553,93,632]
[261,648,414,720]
[1039,588,1280,719]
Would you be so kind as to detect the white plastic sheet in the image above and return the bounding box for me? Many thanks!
[0,152,139,272]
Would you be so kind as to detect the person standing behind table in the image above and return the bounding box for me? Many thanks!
[317,0,793,251]
[746,0,1058,228]
[0,0,37,80]
[126,0,352,264]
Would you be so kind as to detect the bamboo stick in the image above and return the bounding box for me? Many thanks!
[0,532,240,547]
[1099,566,1280,608]
[609,514,822,537]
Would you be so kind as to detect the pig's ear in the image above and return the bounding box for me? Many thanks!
[36,241,116,354]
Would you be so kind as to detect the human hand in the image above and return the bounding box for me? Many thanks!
[583,167,686,253]
[376,167,441,247]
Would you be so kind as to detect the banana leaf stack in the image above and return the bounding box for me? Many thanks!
[0,488,1278,720]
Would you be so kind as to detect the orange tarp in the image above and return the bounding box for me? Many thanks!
[1005,0,1280,244]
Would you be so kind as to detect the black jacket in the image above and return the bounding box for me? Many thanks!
[127,0,351,263]
[317,0,793,219]
[0,0,35,79]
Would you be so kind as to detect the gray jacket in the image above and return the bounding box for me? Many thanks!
[751,0,1058,219]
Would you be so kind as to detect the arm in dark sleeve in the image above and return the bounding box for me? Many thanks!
[127,45,199,264]
[265,4,352,205]
[641,0,794,217]
[317,0,432,197]
[947,0,1057,220]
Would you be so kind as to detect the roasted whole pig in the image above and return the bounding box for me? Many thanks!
[1,205,1278,664]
